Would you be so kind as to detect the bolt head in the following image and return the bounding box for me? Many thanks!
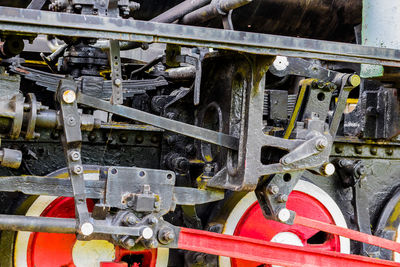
[125,214,137,225]
[147,239,158,248]
[114,78,122,86]
[277,194,288,203]
[272,56,289,71]
[62,90,76,104]
[321,163,335,176]
[316,138,328,151]
[267,184,279,195]
[141,227,153,240]
[148,216,158,225]
[124,238,135,248]
[277,208,291,223]
[80,222,94,236]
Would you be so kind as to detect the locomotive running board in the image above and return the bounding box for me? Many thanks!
[176,217,400,267]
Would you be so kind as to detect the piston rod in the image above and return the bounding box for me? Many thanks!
[0,214,76,233]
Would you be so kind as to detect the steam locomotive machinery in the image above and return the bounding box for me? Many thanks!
[0,0,400,266]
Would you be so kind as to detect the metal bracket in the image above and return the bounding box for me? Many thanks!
[57,79,91,235]
[207,61,333,191]
[109,39,123,105]
[255,171,303,224]
[175,55,202,105]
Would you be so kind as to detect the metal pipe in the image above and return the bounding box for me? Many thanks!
[181,0,252,25]
[152,0,211,23]
[0,214,77,233]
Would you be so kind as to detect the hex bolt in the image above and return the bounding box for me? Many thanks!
[148,216,158,225]
[146,239,158,249]
[69,151,81,162]
[114,78,122,86]
[316,138,328,151]
[80,222,94,236]
[267,184,279,195]
[73,165,83,175]
[125,214,138,225]
[277,208,291,223]
[158,228,175,244]
[124,238,135,248]
[276,194,288,203]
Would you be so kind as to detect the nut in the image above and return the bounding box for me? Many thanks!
[158,227,175,244]
[72,165,83,174]
[276,194,288,203]
[69,151,81,161]
[316,138,328,151]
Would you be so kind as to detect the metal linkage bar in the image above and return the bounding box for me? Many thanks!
[77,93,239,150]
[1,7,400,66]
[294,215,400,254]
[177,227,400,267]
[0,214,146,237]
[0,214,76,233]
[0,175,224,205]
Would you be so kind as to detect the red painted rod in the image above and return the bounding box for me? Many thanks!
[178,227,400,267]
[294,215,400,254]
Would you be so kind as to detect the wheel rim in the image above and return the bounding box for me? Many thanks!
[219,180,350,266]
[13,169,169,267]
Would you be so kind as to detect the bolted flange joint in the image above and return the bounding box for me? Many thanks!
[158,227,175,245]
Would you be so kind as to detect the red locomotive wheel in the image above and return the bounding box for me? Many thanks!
[12,169,169,267]
[217,180,350,267]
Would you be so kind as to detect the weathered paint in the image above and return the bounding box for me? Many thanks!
[361,0,400,77]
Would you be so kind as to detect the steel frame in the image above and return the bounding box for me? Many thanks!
[2,5,400,266]
[0,7,400,67]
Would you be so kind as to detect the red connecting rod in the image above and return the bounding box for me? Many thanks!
[176,215,400,267]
